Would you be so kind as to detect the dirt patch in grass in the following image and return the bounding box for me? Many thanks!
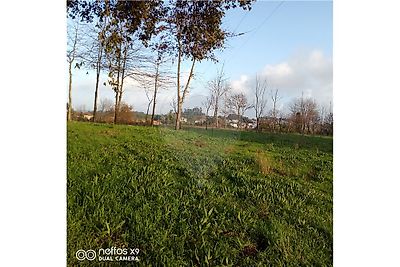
[194,139,207,148]
[242,244,258,257]
[258,202,270,219]
[224,145,235,154]
[256,152,273,175]
[99,130,118,137]
[222,230,238,237]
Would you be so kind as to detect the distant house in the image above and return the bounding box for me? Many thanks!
[194,118,206,125]
[247,122,257,129]
[180,117,187,123]
[83,114,93,121]
[153,120,162,126]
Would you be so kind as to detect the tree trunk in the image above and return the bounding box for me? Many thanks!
[150,63,159,126]
[68,62,73,121]
[175,100,182,130]
[256,117,259,131]
[92,47,103,122]
[117,46,127,116]
[175,46,195,130]
[146,100,152,123]
[175,46,182,130]
[213,98,219,128]
[117,87,123,113]
[150,87,157,126]
[114,91,119,124]
[93,71,100,122]
[237,109,241,130]
[175,99,182,130]
[175,107,181,129]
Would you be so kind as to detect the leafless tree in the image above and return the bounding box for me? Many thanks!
[67,21,83,121]
[208,67,231,128]
[137,48,174,126]
[305,99,319,134]
[174,58,195,130]
[202,95,214,130]
[227,93,252,129]
[149,55,161,125]
[76,104,87,113]
[253,75,268,131]
[318,105,327,132]
[99,97,114,113]
[325,101,333,135]
[170,97,178,116]
[269,88,282,132]
[144,87,154,123]
[221,91,230,128]
[289,93,319,134]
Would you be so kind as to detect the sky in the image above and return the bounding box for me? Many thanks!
[70,1,333,117]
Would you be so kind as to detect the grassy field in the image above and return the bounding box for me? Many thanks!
[67,122,333,266]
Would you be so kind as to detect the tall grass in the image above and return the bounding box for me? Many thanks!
[67,122,333,266]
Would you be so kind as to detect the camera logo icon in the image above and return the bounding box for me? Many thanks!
[76,249,96,261]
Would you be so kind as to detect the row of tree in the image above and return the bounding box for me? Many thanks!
[201,68,333,135]
[66,0,253,130]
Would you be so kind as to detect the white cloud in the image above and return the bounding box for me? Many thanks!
[264,62,292,78]
[72,50,332,115]
[230,49,333,113]
[231,75,249,93]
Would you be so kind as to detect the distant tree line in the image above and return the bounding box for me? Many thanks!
[201,67,333,136]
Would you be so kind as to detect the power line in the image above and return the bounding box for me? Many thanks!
[232,9,250,34]
[193,2,285,91]
[237,1,285,50]
[221,1,284,68]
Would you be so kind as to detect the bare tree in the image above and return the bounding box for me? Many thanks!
[144,87,154,123]
[289,94,319,134]
[253,75,268,131]
[304,99,318,134]
[202,95,214,130]
[149,55,161,125]
[318,105,327,134]
[174,55,195,130]
[221,91,230,128]
[136,48,174,126]
[67,21,83,121]
[99,97,114,113]
[325,101,333,135]
[208,67,231,128]
[170,97,178,116]
[147,49,174,126]
[227,93,252,129]
[270,88,282,132]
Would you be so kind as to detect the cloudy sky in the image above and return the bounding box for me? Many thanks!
[70,1,332,117]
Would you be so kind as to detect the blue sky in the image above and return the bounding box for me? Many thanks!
[71,1,333,116]
[198,1,332,78]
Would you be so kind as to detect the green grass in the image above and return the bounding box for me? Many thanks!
[67,122,333,266]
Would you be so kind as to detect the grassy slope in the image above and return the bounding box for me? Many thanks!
[67,122,333,266]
